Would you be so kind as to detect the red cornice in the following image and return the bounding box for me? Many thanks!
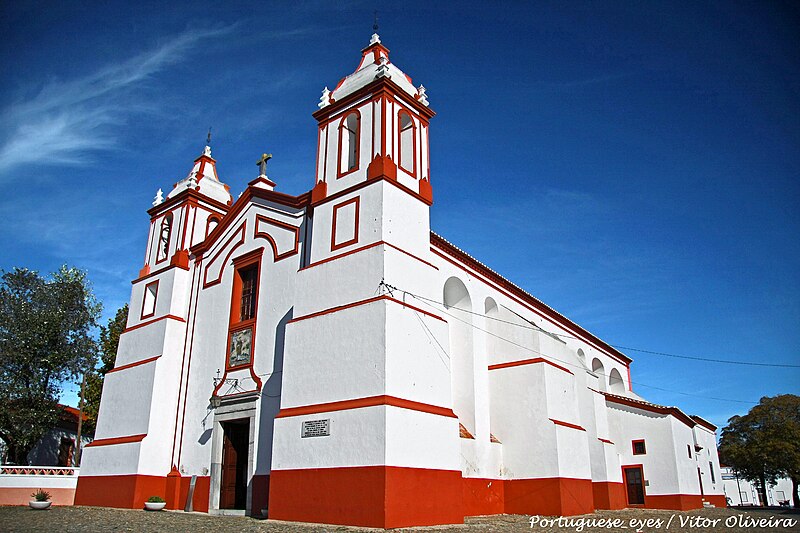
[430,232,632,365]
[107,355,161,374]
[275,395,456,419]
[288,294,445,324]
[550,418,586,432]
[690,415,717,432]
[488,357,573,375]
[313,77,435,122]
[85,433,147,448]
[147,188,230,218]
[191,186,311,256]
[600,390,697,429]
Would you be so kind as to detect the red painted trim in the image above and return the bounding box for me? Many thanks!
[384,241,439,270]
[131,262,181,285]
[337,110,361,178]
[598,437,615,444]
[75,473,210,512]
[221,248,263,378]
[175,260,204,466]
[123,314,185,333]
[202,222,247,288]
[288,294,445,324]
[627,364,633,392]
[107,355,161,375]
[592,481,627,510]
[315,79,435,131]
[488,357,573,375]
[140,280,159,320]
[301,240,383,270]
[311,168,432,208]
[397,109,417,177]
[147,187,230,218]
[205,214,221,239]
[330,196,360,251]
[276,394,456,419]
[690,415,717,432]
[600,390,697,428]
[254,215,300,261]
[430,237,631,365]
[85,433,146,447]
[549,418,586,431]
[632,439,647,455]
[301,240,438,272]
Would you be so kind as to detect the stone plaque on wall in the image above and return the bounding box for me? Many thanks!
[301,419,330,438]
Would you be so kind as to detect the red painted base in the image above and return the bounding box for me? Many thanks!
[269,466,463,528]
[74,473,209,512]
[505,477,594,516]
[462,477,504,516]
[592,481,626,510]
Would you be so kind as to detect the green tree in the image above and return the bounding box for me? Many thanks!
[719,394,800,507]
[83,304,128,435]
[0,267,100,464]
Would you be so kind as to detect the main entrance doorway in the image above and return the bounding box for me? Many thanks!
[623,466,645,505]
[220,419,249,509]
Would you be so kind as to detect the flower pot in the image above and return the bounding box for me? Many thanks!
[144,501,166,511]
[29,501,52,510]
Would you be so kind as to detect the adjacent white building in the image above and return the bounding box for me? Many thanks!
[76,33,726,527]
[721,466,795,507]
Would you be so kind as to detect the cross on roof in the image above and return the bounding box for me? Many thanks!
[257,153,272,175]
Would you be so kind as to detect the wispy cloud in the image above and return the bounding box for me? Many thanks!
[0,25,236,176]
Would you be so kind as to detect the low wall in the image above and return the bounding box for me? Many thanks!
[0,466,78,506]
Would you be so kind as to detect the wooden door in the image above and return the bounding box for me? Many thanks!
[624,466,645,505]
[220,421,249,509]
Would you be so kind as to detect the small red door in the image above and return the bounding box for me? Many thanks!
[624,466,646,505]
[220,420,249,509]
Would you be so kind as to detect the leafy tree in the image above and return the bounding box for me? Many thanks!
[719,394,800,507]
[83,304,128,435]
[0,267,100,464]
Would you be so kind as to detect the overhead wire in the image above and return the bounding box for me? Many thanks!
[399,290,800,369]
[378,282,761,405]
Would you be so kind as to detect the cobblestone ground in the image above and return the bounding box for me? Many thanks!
[1,506,798,533]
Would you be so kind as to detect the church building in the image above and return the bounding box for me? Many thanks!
[75,34,726,528]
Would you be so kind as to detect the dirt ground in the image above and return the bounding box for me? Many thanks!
[0,505,798,533]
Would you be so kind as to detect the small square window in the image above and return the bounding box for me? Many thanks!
[632,440,646,455]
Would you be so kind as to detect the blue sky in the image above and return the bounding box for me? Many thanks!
[1,1,798,429]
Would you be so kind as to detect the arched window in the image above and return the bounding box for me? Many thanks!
[156,213,172,263]
[206,215,220,238]
[577,348,586,366]
[398,111,416,175]
[338,112,359,176]
[591,358,606,392]
[609,368,625,394]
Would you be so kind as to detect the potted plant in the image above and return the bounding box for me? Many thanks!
[144,495,166,511]
[29,489,52,510]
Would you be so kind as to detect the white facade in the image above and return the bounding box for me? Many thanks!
[721,467,795,507]
[76,34,726,527]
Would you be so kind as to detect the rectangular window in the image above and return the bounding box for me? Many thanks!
[632,440,646,455]
[141,280,158,319]
[709,462,716,484]
[688,444,692,458]
[740,491,748,503]
[227,250,262,370]
[239,265,258,321]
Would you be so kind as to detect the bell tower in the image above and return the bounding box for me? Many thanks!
[311,33,434,204]
[269,34,462,528]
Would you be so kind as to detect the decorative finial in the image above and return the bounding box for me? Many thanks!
[206,127,212,146]
[318,87,331,109]
[417,85,429,106]
[153,188,164,207]
[257,153,272,176]
[373,10,379,33]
